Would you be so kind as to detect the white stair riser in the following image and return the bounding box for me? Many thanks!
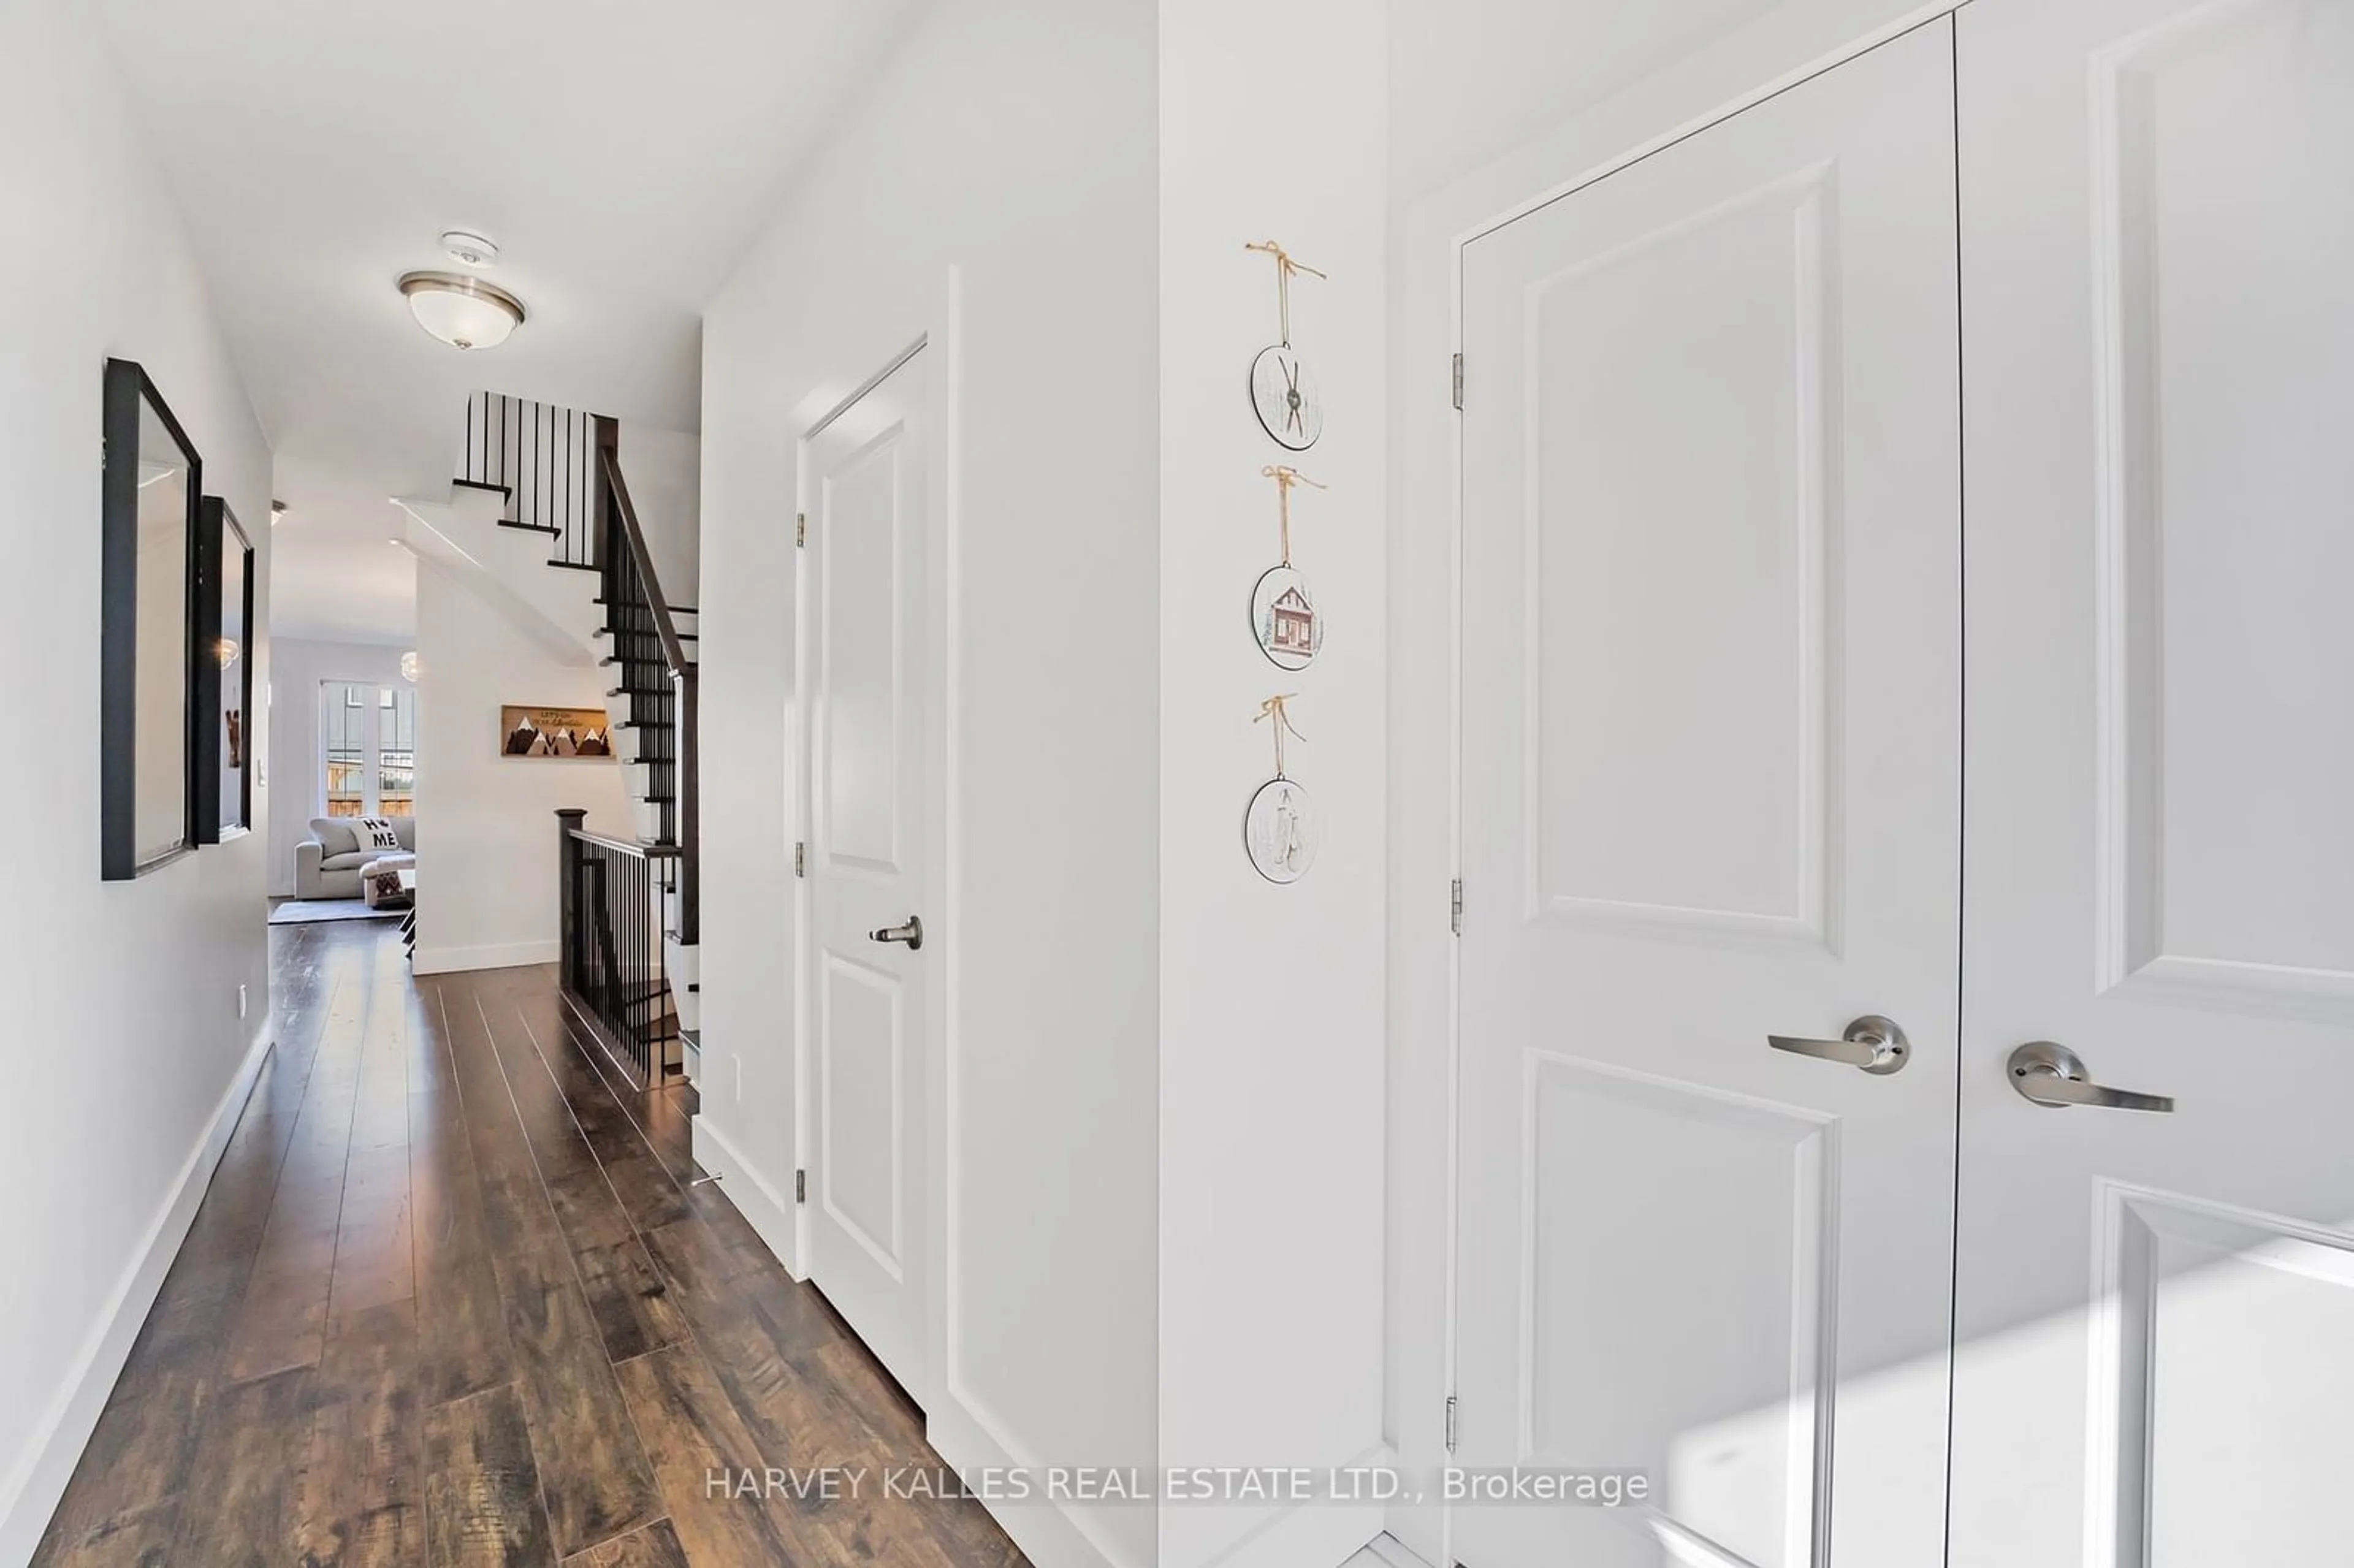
[611,726,644,763]
[631,799,664,844]
[665,937,701,1032]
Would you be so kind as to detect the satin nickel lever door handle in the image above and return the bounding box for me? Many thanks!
[867,916,924,951]
[1768,1014,1911,1076]
[2006,1041,2173,1112]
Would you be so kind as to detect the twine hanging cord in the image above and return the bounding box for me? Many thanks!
[1262,465,1326,566]
[1255,693,1305,779]
[1244,240,1326,348]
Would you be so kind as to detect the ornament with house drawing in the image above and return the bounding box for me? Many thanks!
[1251,465,1326,670]
[1244,693,1317,884]
[1245,240,1325,452]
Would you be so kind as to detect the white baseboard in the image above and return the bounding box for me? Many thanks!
[412,938,558,975]
[690,1114,802,1279]
[0,1024,275,1566]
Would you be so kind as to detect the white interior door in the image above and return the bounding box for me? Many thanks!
[806,349,929,1392]
[1950,0,2354,1561]
[1454,22,1960,1567]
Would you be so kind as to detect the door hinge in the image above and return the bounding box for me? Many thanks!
[1450,878,1464,935]
[795,511,807,547]
[1451,352,1465,411]
[794,842,806,877]
[1444,1393,1460,1453]
[795,1169,807,1203]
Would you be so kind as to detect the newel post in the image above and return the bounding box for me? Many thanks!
[592,414,619,580]
[556,808,587,991]
[676,665,700,948]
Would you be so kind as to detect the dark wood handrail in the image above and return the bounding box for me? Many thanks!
[568,826,683,859]
[596,446,691,680]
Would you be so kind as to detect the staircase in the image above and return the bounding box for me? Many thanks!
[426,393,701,1087]
[587,428,701,1075]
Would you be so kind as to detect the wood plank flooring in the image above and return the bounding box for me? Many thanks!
[31,921,1027,1568]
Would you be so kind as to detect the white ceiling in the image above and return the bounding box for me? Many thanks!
[97,0,925,639]
[266,457,417,647]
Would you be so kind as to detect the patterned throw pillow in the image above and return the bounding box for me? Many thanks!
[358,815,402,851]
[369,869,409,905]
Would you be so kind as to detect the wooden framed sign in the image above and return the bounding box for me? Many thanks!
[499,704,613,758]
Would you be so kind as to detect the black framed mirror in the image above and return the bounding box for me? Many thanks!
[197,497,254,841]
[101,357,202,879]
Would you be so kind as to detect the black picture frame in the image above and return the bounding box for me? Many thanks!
[196,496,254,842]
[101,357,202,880]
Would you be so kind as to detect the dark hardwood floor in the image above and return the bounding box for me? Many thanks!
[32,920,1026,1568]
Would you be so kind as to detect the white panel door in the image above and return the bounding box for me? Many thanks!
[806,351,929,1392]
[1951,0,2354,1561]
[1455,22,1960,1568]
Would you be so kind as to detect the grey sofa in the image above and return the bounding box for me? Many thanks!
[296,815,416,899]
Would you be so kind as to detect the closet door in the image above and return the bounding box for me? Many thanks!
[1454,20,1960,1567]
[1952,0,2354,1562]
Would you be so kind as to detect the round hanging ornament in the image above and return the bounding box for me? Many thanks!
[1244,240,1326,452]
[1244,693,1317,885]
[1251,465,1327,671]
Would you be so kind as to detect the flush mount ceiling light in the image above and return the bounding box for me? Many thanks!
[398,270,526,351]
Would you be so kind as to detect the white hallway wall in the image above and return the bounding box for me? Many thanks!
[1156,1,1389,1567]
[696,4,1160,1565]
[265,636,413,895]
[1379,1,1961,1561]
[0,0,276,1556]
[702,4,1393,1566]
[411,557,630,974]
[618,420,701,601]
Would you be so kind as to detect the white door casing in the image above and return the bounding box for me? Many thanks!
[1949,0,2354,1561]
[1454,20,1961,1568]
[804,346,931,1394]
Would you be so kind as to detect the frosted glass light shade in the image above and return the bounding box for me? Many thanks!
[398,271,525,351]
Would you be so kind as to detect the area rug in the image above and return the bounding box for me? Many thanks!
[269,899,404,926]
